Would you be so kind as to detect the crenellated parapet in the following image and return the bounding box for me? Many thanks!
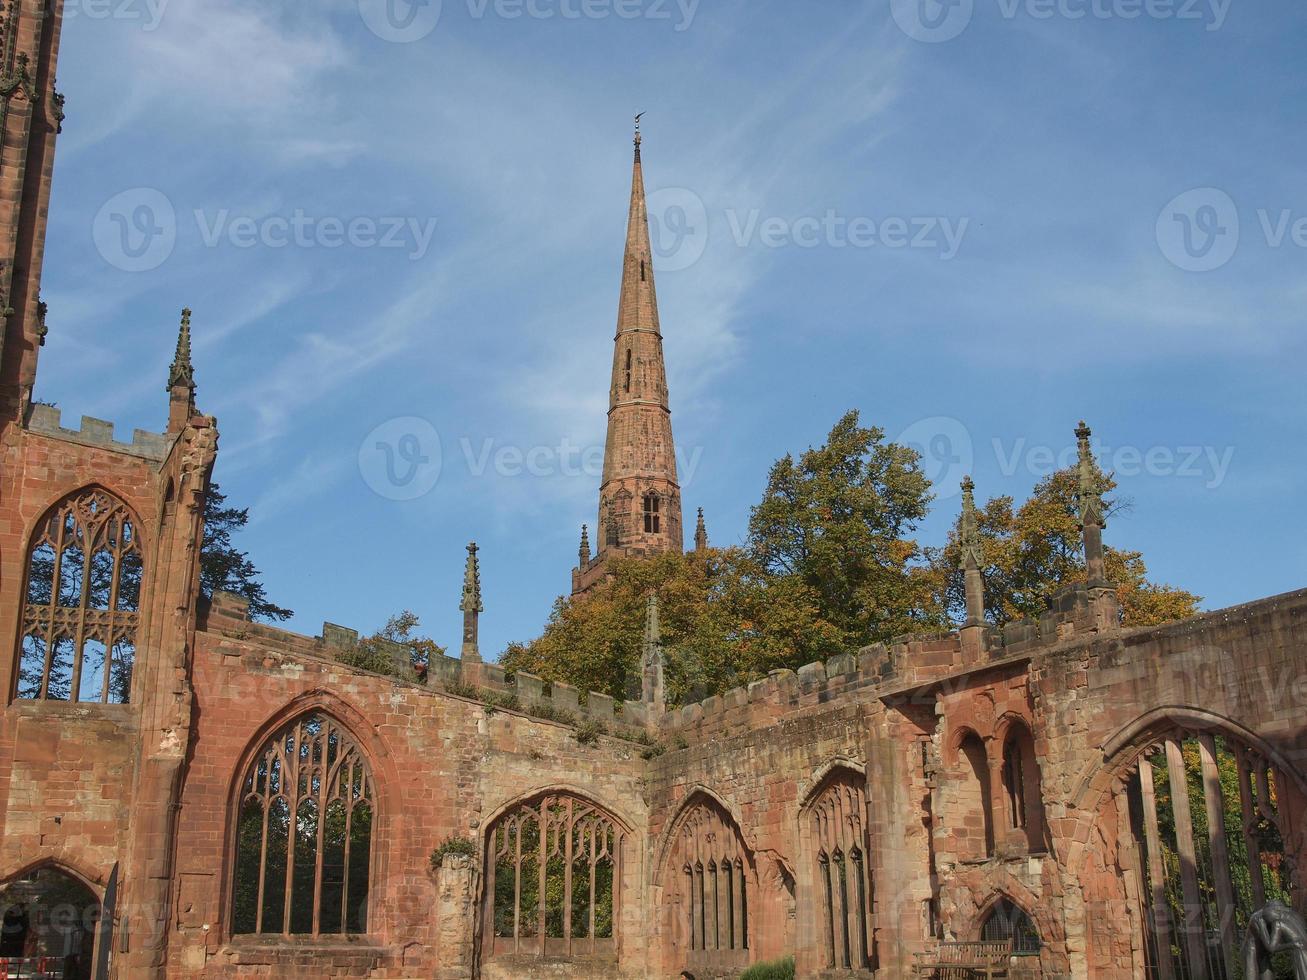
[25,403,172,461]
[659,583,1118,740]
[200,590,647,736]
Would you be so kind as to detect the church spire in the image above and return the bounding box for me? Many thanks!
[579,116,681,594]
[694,508,708,552]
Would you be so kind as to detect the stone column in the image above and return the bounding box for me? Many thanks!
[435,854,479,980]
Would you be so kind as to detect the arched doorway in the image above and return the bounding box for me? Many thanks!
[0,867,101,980]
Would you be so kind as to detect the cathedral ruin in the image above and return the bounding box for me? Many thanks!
[1,1,1305,977]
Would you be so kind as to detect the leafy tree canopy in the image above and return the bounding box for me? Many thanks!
[508,412,1203,703]
[927,467,1201,628]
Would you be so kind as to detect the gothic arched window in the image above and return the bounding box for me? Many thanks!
[15,488,143,704]
[668,796,751,968]
[484,792,625,959]
[980,897,1040,955]
[231,712,375,937]
[807,770,874,971]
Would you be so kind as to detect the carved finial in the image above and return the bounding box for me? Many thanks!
[694,507,708,552]
[459,541,483,615]
[959,476,983,571]
[168,308,195,392]
[578,524,591,565]
[634,111,645,154]
[1075,420,1105,530]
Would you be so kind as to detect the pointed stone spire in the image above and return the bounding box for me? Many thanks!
[959,476,986,629]
[1075,421,1107,586]
[641,591,666,711]
[577,117,683,595]
[598,120,680,550]
[167,308,197,432]
[694,508,708,552]
[578,524,591,566]
[168,308,195,392]
[459,542,483,662]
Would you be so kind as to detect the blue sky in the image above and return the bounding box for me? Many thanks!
[38,0,1307,656]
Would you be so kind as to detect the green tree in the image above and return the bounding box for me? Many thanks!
[928,467,1200,629]
[501,548,842,704]
[201,482,293,622]
[747,409,942,646]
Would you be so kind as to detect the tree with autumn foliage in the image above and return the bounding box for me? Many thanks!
[927,467,1201,628]
[507,411,1202,704]
[501,548,843,704]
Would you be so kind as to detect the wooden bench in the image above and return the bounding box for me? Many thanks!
[913,939,1014,978]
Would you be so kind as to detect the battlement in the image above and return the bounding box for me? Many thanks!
[25,404,172,462]
[200,591,644,734]
[660,583,1114,739]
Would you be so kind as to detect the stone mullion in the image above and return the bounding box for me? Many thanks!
[587,825,596,951]
[1237,754,1266,909]
[310,727,328,936]
[563,797,574,956]
[69,519,99,702]
[841,793,860,968]
[283,733,302,936]
[537,802,548,955]
[1138,755,1176,980]
[341,759,355,935]
[513,820,523,952]
[1197,735,1237,977]
[1165,738,1208,980]
[254,754,273,934]
[101,533,122,703]
[39,509,66,697]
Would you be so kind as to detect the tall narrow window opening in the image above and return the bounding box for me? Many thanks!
[643,494,660,534]
[624,349,632,393]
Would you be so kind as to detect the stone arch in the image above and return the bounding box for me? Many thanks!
[221,693,396,940]
[799,756,867,811]
[0,859,105,979]
[1066,704,1307,872]
[481,782,636,838]
[652,786,754,887]
[971,889,1047,957]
